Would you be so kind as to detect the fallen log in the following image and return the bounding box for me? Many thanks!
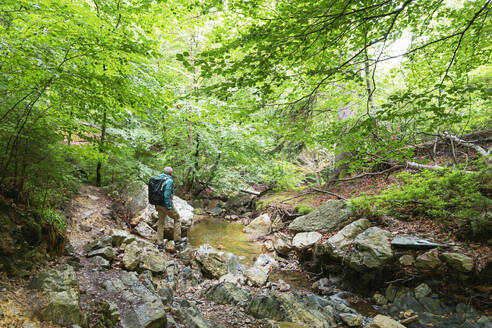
[311,188,348,201]
[239,188,261,196]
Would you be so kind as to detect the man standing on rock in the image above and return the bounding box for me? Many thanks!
[155,166,181,245]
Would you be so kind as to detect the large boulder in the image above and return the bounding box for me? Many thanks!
[288,200,353,233]
[191,244,241,279]
[243,213,271,236]
[292,232,322,251]
[348,227,393,271]
[324,219,371,260]
[103,271,166,328]
[123,181,149,216]
[225,193,256,212]
[442,252,474,272]
[273,233,293,255]
[87,246,115,261]
[122,240,166,273]
[246,292,336,327]
[30,264,86,327]
[205,282,250,305]
[124,182,195,238]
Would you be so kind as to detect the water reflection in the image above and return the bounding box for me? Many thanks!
[188,216,262,264]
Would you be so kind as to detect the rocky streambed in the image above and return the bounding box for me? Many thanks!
[5,186,492,328]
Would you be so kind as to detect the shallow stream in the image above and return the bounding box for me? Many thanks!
[187,215,313,291]
[188,216,263,264]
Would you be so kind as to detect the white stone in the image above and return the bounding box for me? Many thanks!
[292,232,322,250]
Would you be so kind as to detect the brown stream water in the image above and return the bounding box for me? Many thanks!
[188,216,263,264]
[188,215,313,292]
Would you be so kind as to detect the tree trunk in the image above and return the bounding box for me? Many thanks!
[331,103,354,180]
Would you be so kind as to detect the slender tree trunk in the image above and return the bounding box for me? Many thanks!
[310,148,321,186]
[331,102,354,181]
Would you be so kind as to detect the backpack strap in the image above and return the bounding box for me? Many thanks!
[160,177,169,191]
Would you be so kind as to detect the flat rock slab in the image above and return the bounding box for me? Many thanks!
[391,236,448,249]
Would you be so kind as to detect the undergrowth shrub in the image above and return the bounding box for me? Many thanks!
[350,165,492,241]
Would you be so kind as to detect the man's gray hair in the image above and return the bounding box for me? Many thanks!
[164,167,173,175]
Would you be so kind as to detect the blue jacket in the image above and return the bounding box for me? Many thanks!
[159,173,174,209]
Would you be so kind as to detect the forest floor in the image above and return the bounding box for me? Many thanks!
[257,173,492,279]
[0,174,490,327]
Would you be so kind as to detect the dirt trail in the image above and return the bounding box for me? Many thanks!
[67,184,119,254]
[0,184,124,328]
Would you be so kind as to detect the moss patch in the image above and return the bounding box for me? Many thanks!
[257,189,318,212]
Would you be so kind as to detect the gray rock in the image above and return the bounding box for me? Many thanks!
[158,288,173,305]
[111,229,133,247]
[292,232,322,250]
[398,254,415,266]
[255,254,278,271]
[87,247,114,261]
[207,206,224,216]
[265,321,307,328]
[174,299,214,328]
[124,182,194,237]
[414,283,432,299]
[478,316,492,328]
[89,256,110,269]
[22,323,38,328]
[247,292,336,327]
[385,284,409,302]
[442,252,474,272]
[373,293,387,305]
[391,235,446,249]
[84,236,112,253]
[243,213,271,235]
[104,271,166,328]
[91,300,120,328]
[218,273,241,285]
[139,271,156,293]
[191,244,239,278]
[173,196,195,229]
[225,193,255,211]
[288,200,353,233]
[165,240,176,253]
[205,282,249,305]
[122,241,166,273]
[244,267,269,286]
[348,227,393,271]
[324,219,371,260]
[415,249,441,271]
[30,264,86,327]
[273,233,293,256]
[134,221,156,240]
[340,313,363,327]
[367,315,405,328]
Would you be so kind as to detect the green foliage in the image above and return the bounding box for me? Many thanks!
[263,161,306,191]
[36,208,65,233]
[295,205,314,215]
[350,166,492,240]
